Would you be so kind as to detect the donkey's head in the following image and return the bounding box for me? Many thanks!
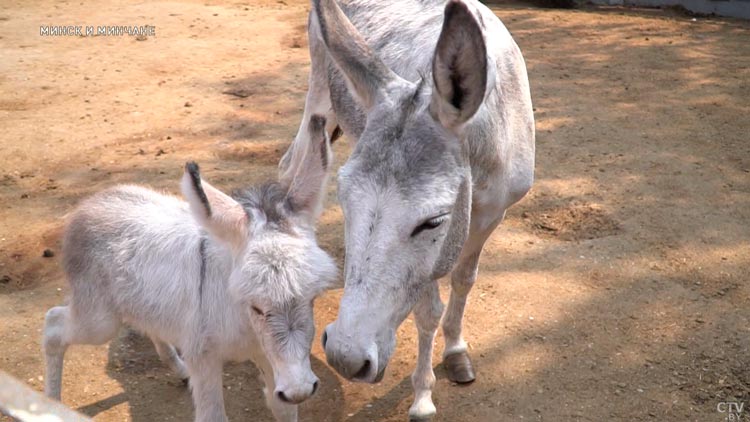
[182,116,337,404]
[316,0,489,382]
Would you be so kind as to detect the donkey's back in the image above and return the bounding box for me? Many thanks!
[64,185,199,284]
[337,0,517,78]
[62,185,203,343]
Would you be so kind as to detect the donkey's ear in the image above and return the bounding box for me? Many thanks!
[312,0,409,110]
[280,115,331,222]
[430,0,488,131]
[181,162,248,250]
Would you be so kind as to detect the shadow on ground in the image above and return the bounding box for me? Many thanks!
[75,330,345,422]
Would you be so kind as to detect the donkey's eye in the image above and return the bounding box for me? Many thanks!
[251,306,264,316]
[411,214,449,237]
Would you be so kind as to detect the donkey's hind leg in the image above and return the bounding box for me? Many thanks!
[43,304,120,400]
[442,213,505,383]
[150,336,190,383]
[279,12,338,176]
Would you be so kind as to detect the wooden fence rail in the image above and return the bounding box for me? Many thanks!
[0,370,92,422]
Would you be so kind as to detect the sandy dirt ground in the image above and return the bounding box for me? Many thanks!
[1,0,749,421]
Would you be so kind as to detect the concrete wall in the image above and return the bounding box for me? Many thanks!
[590,0,750,19]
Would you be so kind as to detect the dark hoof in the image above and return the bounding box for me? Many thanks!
[444,351,476,384]
[181,377,190,387]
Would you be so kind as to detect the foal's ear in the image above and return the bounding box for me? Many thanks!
[181,162,248,250]
[280,115,331,223]
[430,0,488,131]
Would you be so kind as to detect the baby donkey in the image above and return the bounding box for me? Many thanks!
[43,116,337,422]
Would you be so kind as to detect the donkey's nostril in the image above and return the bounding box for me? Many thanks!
[277,391,290,403]
[354,359,371,379]
[312,380,319,396]
[321,330,328,349]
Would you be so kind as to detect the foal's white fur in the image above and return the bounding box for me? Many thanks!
[43,117,337,422]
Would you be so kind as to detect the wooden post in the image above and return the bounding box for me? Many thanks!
[0,370,92,422]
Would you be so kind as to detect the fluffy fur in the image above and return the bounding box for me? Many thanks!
[43,116,336,422]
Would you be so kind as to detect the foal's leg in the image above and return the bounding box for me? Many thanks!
[150,336,190,382]
[408,281,444,421]
[442,213,505,383]
[43,304,121,400]
[186,356,228,422]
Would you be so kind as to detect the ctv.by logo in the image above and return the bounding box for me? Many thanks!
[717,401,745,421]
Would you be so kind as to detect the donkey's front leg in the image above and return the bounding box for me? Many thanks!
[442,250,480,383]
[409,281,444,421]
[186,356,228,422]
[442,215,504,383]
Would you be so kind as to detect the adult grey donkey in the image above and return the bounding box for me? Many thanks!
[280,0,535,419]
[43,116,338,422]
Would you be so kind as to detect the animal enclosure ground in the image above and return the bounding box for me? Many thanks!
[1,0,749,421]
